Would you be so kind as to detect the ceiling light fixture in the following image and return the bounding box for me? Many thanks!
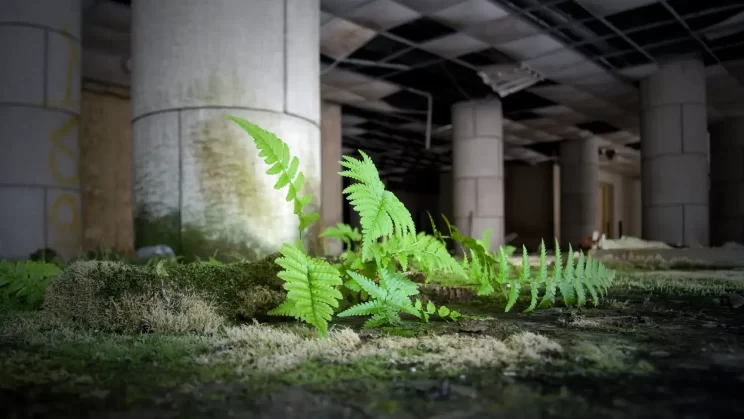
[478,62,544,97]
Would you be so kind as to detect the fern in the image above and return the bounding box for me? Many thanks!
[0,260,62,310]
[228,116,319,235]
[337,269,421,328]
[320,222,362,251]
[524,242,546,313]
[538,239,561,308]
[371,233,465,280]
[339,151,416,261]
[267,243,343,336]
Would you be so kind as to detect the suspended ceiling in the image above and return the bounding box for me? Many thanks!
[86,0,744,186]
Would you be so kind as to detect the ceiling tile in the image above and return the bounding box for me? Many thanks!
[548,60,608,84]
[502,133,530,145]
[617,63,659,80]
[347,78,402,99]
[573,0,658,17]
[497,33,564,61]
[355,100,400,112]
[321,85,367,103]
[321,67,375,88]
[321,17,377,59]
[419,32,489,58]
[525,49,586,75]
[466,16,540,46]
[394,0,467,14]
[431,0,509,29]
[320,0,371,14]
[342,114,367,126]
[345,0,420,31]
[529,84,596,104]
[521,118,561,129]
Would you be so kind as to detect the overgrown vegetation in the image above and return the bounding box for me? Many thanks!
[0,119,618,337]
[227,117,617,336]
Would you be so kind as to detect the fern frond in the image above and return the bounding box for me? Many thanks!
[228,117,319,232]
[267,243,343,336]
[505,245,528,312]
[574,251,587,307]
[337,299,383,317]
[524,243,545,313]
[339,151,416,261]
[583,257,600,306]
[558,244,577,306]
[538,239,557,309]
[319,222,362,250]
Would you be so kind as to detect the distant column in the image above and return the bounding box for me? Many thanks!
[640,57,709,246]
[709,117,744,245]
[320,101,343,255]
[0,0,82,259]
[559,138,599,247]
[130,0,320,259]
[451,99,504,250]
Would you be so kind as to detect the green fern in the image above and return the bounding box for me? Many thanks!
[538,239,561,308]
[0,260,62,310]
[228,116,319,235]
[524,242,546,313]
[371,233,465,280]
[267,243,343,336]
[320,222,362,251]
[559,244,578,306]
[339,151,416,261]
[337,268,420,328]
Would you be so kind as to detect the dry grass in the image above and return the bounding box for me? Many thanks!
[0,311,563,376]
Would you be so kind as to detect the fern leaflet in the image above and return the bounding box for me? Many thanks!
[339,151,416,261]
[228,116,319,233]
[267,243,343,336]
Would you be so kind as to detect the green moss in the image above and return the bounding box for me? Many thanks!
[133,116,322,261]
[41,253,286,332]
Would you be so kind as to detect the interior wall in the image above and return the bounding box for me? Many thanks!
[504,162,555,251]
[79,81,134,254]
[598,169,642,238]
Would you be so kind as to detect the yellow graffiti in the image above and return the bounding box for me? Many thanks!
[48,115,80,185]
[50,26,80,108]
[47,193,81,250]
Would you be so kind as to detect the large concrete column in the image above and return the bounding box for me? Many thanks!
[559,138,599,247]
[130,0,320,259]
[640,57,709,246]
[710,118,744,245]
[320,101,343,255]
[451,100,504,251]
[0,1,82,259]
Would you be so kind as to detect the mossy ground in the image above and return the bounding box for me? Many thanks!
[1,267,743,418]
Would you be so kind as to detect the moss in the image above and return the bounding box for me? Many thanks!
[41,253,286,333]
[133,115,323,261]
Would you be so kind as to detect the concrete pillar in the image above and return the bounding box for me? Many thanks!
[451,99,504,251]
[710,118,744,245]
[0,0,82,259]
[559,138,599,247]
[130,0,320,259]
[640,57,709,246]
[320,102,343,255]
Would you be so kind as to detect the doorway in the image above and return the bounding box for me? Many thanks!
[599,182,615,238]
